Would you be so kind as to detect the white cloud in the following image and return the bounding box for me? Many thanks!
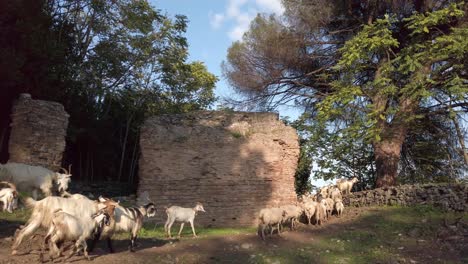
[210,0,284,41]
[209,12,225,29]
[228,12,253,41]
[226,0,248,18]
[255,0,284,15]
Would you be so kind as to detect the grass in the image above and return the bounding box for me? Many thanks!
[1,205,466,263]
[0,208,31,223]
[248,205,467,264]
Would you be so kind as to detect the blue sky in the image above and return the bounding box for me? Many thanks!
[152,1,332,188]
[151,0,301,118]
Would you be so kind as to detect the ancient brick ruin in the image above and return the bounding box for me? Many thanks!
[138,111,299,227]
[8,93,69,170]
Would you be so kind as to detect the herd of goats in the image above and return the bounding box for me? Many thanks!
[0,162,359,262]
[258,177,358,240]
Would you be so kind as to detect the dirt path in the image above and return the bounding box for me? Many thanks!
[0,206,466,264]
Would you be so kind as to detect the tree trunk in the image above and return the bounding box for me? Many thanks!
[374,139,402,187]
[118,116,132,182]
[451,115,468,165]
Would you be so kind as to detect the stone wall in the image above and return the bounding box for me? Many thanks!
[343,183,468,212]
[8,94,69,170]
[138,111,299,227]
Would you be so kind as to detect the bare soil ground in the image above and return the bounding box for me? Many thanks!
[0,206,466,264]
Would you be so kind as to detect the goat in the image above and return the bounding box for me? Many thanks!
[89,196,156,253]
[11,195,117,255]
[334,199,344,217]
[328,186,342,201]
[319,199,330,221]
[279,204,303,231]
[40,208,111,262]
[317,202,327,225]
[258,207,288,240]
[0,181,18,213]
[325,198,334,218]
[337,177,359,195]
[302,201,319,225]
[164,202,205,238]
[0,163,72,199]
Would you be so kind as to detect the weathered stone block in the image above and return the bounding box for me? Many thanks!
[8,94,69,170]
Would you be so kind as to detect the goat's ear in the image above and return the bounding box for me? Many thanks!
[98,196,106,202]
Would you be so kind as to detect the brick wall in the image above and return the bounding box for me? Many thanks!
[138,111,299,227]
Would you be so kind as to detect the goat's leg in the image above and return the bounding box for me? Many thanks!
[64,242,78,261]
[128,234,138,252]
[164,217,170,237]
[11,219,41,254]
[106,238,115,253]
[177,223,185,238]
[189,220,197,238]
[32,189,39,200]
[261,224,266,240]
[80,240,91,261]
[167,220,174,238]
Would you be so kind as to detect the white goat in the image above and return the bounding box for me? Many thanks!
[334,199,344,217]
[11,195,115,255]
[325,198,334,218]
[317,202,327,225]
[0,163,72,199]
[41,208,111,262]
[164,203,205,238]
[90,196,156,252]
[320,199,330,221]
[302,200,319,225]
[279,204,303,231]
[337,177,359,195]
[328,186,342,201]
[0,181,18,213]
[258,207,288,240]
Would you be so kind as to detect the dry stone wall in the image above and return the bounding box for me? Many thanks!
[8,94,69,170]
[343,183,468,212]
[138,111,299,227]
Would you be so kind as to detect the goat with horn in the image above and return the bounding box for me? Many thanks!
[0,162,72,200]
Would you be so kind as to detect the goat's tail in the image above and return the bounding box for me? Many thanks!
[24,197,37,208]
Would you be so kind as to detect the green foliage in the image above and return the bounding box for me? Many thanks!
[293,138,313,195]
[224,1,467,186]
[0,0,217,183]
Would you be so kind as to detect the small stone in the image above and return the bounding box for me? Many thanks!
[241,243,252,250]
[398,247,404,250]
[398,233,402,236]
[326,250,330,253]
